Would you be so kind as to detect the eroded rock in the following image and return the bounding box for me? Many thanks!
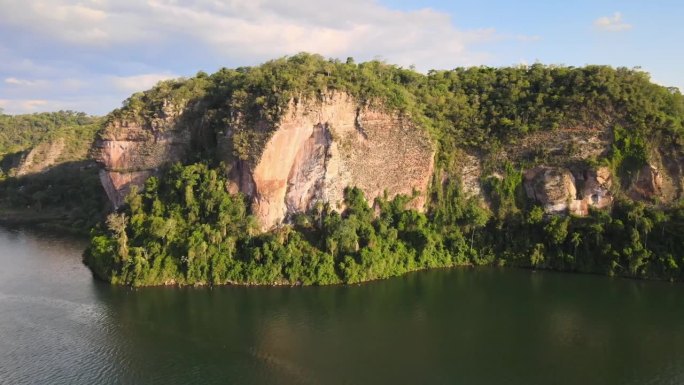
[524,166,614,215]
[96,92,435,229]
[629,165,663,201]
[14,138,66,176]
[524,167,577,213]
[230,92,434,229]
[569,167,613,216]
[94,108,192,207]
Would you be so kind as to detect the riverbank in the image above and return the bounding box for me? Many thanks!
[0,208,91,236]
[2,225,684,385]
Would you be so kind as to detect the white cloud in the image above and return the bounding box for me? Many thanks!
[4,77,42,87]
[0,0,536,69]
[0,0,543,114]
[0,95,125,114]
[109,73,179,93]
[0,99,48,112]
[594,12,632,32]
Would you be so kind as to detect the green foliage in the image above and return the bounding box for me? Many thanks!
[84,56,684,285]
[0,111,99,157]
[610,123,649,186]
[85,165,472,286]
[0,111,106,233]
[105,55,684,173]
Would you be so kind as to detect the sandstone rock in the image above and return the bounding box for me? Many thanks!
[227,92,434,230]
[14,138,65,176]
[629,164,663,201]
[94,109,192,207]
[569,167,613,216]
[525,166,614,216]
[524,167,577,213]
[96,92,435,229]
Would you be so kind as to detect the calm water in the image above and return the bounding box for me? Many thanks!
[0,227,683,385]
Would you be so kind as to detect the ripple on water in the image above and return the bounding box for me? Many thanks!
[0,292,123,385]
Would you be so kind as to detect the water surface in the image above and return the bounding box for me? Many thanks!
[0,227,683,384]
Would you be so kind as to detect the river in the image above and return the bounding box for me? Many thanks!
[0,227,683,384]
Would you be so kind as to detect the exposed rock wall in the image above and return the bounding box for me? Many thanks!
[14,138,66,176]
[232,92,434,229]
[628,165,663,202]
[523,166,613,216]
[94,104,192,207]
[524,167,578,214]
[96,92,434,229]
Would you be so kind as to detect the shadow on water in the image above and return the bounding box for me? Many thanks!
[94,268,684,385]
[1,226,684,385]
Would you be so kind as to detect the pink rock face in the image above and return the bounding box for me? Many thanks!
[95,92,435,229]
[570,167,613,216]
[94,112,191,208]
[99,169,153,207]
[241,92,435,230]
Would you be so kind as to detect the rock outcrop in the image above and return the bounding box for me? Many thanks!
[569,167,613,215]
[524,167,577,214]
[94,102,192,207]
[14,138,66,176]
[524,166,613,216]
[628,165,663,201]
[225,92,434,229]
[96,92,434,229]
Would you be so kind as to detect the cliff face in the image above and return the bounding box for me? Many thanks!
[459,124,682,217]
[228,92,434,229]
[523,166,613,216]
[96,92,434,228]
[94,102,192,207]
[13,138,66,176]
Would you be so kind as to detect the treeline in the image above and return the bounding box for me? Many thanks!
[85,163,684,286]
[0,111,106,233]
[86,163,469,286]
[109,53,683,171]
[85,54,684,285]
[0,111,98,157]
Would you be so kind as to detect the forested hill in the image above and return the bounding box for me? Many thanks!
[0,111,107,233]
[8,54,681,286]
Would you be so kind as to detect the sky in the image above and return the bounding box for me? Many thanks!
[0,0,682,115]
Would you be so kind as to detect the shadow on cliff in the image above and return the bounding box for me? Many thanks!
[0,160,109,233]
[0,150,25,173]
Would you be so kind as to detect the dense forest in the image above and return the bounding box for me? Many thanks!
[31,54,682,285]
[0,111,107,233]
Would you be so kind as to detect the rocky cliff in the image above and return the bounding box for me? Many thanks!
[523,166,613,216]
[85,58,684,287]
[95,92,434,229]
[93,57,684,231]
[94,101,192,207]
[460,124,682,217]
[13,138,66,176]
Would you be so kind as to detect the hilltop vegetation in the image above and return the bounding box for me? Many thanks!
[107,53,683,170]
[0,111,98,157]
[82,54,684,286]
[0,111,107,233]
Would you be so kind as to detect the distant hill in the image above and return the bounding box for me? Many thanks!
[0,111,107,233]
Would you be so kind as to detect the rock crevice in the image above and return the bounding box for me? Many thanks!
[95,92,435,229]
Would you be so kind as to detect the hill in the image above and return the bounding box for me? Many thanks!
[0,111,108,233]
[26,53,682,285]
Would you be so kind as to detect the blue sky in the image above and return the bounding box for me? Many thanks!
[0,0,682,115]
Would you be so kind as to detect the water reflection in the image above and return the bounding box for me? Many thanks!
[1,227,683,385]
